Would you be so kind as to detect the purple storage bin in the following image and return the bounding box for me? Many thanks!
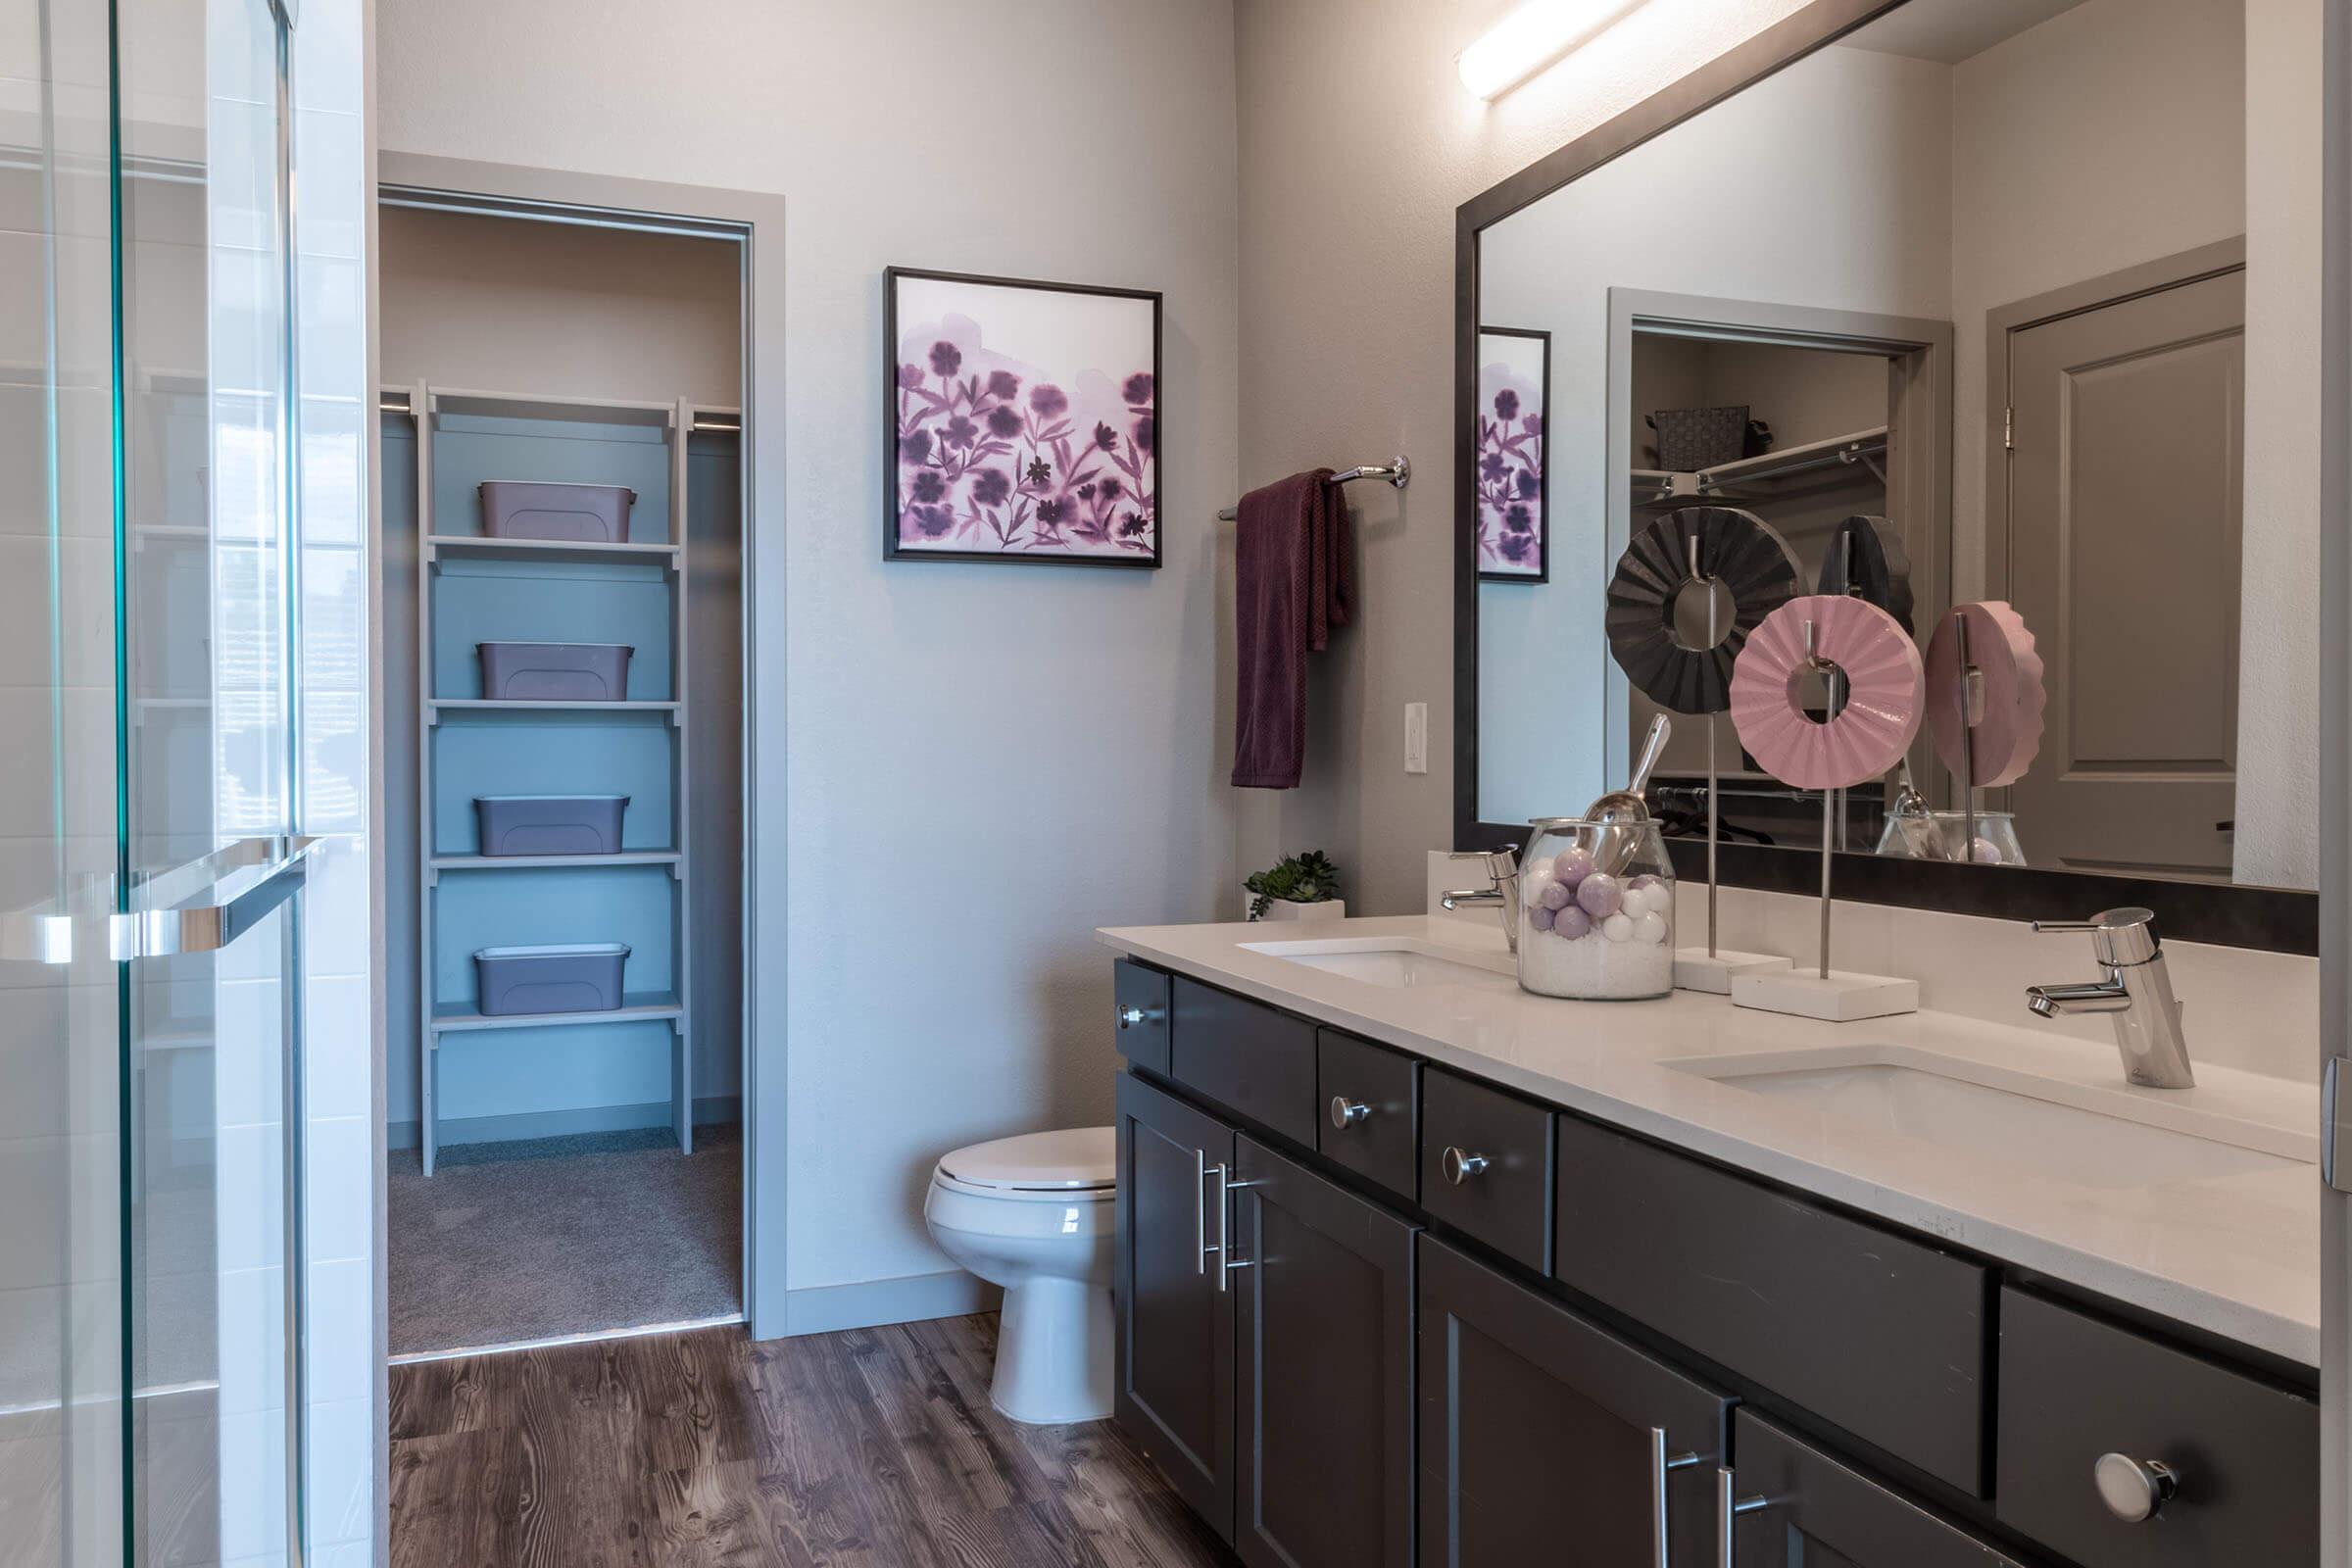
[474,795,629,857]
[478,480,637,543]
[473,943,630,1016]
[477,641,634,701]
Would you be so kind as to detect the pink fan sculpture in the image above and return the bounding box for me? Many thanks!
[1729,595,1926,791]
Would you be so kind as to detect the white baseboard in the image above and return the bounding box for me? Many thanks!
[387,1094,742,1151]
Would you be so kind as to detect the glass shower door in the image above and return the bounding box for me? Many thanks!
[2,0,310,1561]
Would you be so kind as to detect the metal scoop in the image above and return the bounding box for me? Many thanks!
[1585,713,1671,872]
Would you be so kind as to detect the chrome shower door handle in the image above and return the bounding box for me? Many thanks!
[111,835,320,958]
[0,834,318,966]
[1648,1427,1702,1568]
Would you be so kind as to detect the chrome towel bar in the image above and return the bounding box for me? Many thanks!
[1217,454,1410,519]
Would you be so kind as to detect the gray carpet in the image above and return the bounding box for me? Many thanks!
[388,1123,741,1355]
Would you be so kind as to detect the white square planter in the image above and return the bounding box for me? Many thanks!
[1243,894,1346,924]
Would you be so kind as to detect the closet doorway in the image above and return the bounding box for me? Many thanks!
[376,189,752,1357]
[1607,289,1954,854]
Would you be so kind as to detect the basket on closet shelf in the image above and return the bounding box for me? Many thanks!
[476,641,634,701]
[473,795,629,857]
[478,479,637,543]
[474,944,631,1016]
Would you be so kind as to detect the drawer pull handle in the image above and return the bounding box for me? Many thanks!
[1441,1146,1490,1185]
[1116,1004,1157,1029]
[1195,1148,1209,1276]
[2094,1452,2180,1523]
[1330,1095,1372,1129]
[1714,1467,1769,1567]
[1648,1428,1702,1568]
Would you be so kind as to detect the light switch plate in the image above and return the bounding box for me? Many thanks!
[1404,703,1428,774]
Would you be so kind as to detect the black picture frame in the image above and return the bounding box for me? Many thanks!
[882,265,1163,569]
[1475,325,1551,583]
[1449,0,2318,955]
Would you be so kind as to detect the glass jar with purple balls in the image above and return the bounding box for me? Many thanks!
[1515,817,1676,1001]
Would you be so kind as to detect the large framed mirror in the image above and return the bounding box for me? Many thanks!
[1455,0,2318,952]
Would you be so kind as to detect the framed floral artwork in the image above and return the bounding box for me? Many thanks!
[884,267,1162,567]
[1476,326,1548,582]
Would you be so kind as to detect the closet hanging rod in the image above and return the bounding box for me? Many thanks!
[1216,455,1409,520]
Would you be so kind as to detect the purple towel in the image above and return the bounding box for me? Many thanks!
[1232,468,1352,789]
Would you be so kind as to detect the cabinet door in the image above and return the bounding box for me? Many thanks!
[1233,1136,1416,1568]
[1418,1235,1729,1568]
[1114,1071,1238,1541]
[1729,1412,2033,1568]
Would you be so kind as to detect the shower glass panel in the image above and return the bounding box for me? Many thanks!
[2,0,308,1562]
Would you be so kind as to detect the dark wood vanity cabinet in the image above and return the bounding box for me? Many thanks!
[1113,1069,1235,1534]
[1993,1286,2319,1567]
[1232,1136,1417,1568]
[1107,962,2318,1568]
[1114,1066,1418,1564]
[1418,1234,1729,1567]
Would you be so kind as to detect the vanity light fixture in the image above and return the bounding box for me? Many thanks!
[1457,0,1643,100]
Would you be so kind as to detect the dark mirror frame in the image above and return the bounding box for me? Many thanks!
[1451,0,2318,955]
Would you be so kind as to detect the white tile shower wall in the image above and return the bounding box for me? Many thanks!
[1425,851,2319,1083]
[292,0,375,1557]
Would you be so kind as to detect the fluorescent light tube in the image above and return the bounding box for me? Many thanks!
[1457,0,1636,99]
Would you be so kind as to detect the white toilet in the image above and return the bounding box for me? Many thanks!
[923,1126,1117,1425]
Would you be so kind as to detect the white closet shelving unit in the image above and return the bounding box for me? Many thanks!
[397,382,713,1175]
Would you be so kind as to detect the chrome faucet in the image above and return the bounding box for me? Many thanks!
[1441,846,1523,954]
[2026,907,2193,1089]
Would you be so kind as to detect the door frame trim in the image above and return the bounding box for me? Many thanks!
[1982,234,2247,599]
[368,152,787,1349]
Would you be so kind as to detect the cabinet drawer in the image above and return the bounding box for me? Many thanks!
[1112,957,1172,1075]
[1995,1287,2317,1567]
[1316,1028,1418,1202]
[1420,1068,1552,1273]
[1169,976,1316,1147]
[1730,1411,2031,1567]
[1553,1114,1989,1495]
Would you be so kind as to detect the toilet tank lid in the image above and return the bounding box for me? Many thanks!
[937,1127,1115,1192]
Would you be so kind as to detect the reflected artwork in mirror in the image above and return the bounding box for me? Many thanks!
[1456,0,2316,950]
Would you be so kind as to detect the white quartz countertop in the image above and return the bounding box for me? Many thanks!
[1099,914,2321,1369]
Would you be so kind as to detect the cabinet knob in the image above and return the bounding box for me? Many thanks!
[1441,1146,1490,1185]
[2093,1452,2179,1523]
[1116,1004,1155,1029]
[1329,1096,1372,1129]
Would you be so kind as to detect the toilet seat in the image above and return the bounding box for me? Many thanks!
[934,1127,1114,1202]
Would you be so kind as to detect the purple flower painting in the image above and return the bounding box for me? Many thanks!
[885,268,1161,567]
[1477,326,1549,582]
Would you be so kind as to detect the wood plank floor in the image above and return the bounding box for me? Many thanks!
[388,1313,1241,1568]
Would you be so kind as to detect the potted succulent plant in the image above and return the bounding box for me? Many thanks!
[1243,851,1345,923]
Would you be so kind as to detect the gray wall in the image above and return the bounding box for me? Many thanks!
[1231,0,1817,916]
[374,0,1243,1300]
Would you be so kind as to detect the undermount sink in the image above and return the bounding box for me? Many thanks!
[1667,1045,2316,1191]
[1242,937,1519,991]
